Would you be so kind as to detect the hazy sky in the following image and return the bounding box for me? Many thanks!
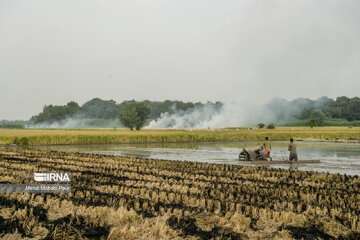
[1,0,359,120]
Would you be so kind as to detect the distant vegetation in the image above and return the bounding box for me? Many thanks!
[119,101,151,130]
[263,96,360,127]
[1,96,360,128]
[27,98,222,128]
[0,120,28,129]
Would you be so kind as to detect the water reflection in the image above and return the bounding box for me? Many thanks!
[288,164,299,171]
[36,141,360,176]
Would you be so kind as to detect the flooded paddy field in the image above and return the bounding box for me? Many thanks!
[36,141,360,176]
[0,147,359,239]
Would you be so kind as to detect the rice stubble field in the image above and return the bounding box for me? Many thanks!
[0,147,359,239]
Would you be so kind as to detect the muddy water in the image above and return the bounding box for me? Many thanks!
[36,141,360,176]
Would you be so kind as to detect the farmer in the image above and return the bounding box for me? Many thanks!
[258,146,267,160]
[288,138,298,163]
[262,137,272,161]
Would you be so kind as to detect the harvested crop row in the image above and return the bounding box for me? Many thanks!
[0,147,359,240]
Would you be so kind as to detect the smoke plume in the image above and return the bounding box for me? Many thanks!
[27,117,122,129]
[147,102,260,128]
[146,97,332,129]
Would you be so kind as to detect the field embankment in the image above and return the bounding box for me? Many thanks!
[0,127,360,145]
[0,147,359,239]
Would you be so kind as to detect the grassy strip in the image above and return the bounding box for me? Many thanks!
[0,127,359,145]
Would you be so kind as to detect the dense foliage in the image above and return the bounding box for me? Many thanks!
[119,101,151,130]
[29,98,221,125]
[4,96,359,127]
[0,120,28,129]
[30,101,81,124]
[309,109,326,126]
[264,96,360,126]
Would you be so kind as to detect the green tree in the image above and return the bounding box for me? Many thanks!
[66,101,80,115]
[348,97,360,121]
[80,98,120,119]
[134,102,151,130]
[30,101,80,124]
[119,105,138,130]
[310,109,326,126]
[257,123,265,128]
[119,101,150,130]
[266,124,275,129]
[300,107,314,119]
[331,96,350,119]
[309,118,317,128]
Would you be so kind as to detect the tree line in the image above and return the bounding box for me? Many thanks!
[263,96,360,126]
[28,98,223,130]
[1,96,359,129]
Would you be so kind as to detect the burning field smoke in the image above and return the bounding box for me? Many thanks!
[26,97,336,129]
[27,117,122,129]
[146,97,332,129]
[146,102,261,129]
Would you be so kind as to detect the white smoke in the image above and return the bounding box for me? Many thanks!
[27,97,327,129]
[146,97,320,129]
[146,102,262,129]
[27,118,122,128]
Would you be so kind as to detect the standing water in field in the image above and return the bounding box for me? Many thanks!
[36,141,360,176]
